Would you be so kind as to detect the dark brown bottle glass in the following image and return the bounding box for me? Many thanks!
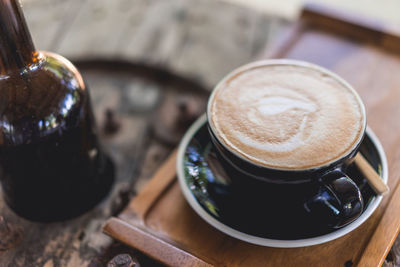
[0,0,114,222]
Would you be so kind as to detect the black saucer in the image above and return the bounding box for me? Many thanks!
[177,115,388,246]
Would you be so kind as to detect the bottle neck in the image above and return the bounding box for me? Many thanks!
[0,0,37,75]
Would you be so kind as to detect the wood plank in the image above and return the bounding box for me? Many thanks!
[22,0,86,51]
[56,0,141,58]
[55,0,287,88]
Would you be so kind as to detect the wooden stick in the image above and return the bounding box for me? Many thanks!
[354,153,389,195]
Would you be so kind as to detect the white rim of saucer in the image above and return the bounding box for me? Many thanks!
[176,114,388,248]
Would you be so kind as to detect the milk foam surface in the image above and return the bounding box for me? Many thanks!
[209,63,365,170]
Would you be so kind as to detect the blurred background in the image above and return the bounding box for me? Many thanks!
[225,0,400,24]
[20,0,400,90]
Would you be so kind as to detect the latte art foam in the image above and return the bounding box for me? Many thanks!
[209,62,365,170]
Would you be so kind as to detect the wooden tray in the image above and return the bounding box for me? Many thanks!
[103,4,400,266]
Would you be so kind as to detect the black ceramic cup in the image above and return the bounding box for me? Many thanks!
[206,60,366,229]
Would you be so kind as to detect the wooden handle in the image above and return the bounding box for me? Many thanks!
[354,153,389,195]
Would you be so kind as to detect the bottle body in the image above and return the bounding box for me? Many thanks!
[0,52,114,221]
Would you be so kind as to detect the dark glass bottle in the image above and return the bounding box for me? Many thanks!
[0,0,114,221]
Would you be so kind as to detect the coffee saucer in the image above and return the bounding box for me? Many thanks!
[177,114,388,248]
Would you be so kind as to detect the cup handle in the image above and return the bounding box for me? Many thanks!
[304,170,363,228]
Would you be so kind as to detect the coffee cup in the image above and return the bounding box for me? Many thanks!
[206,59,366,229]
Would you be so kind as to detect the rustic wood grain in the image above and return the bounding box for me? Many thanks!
[0,0,287,266]
[24,0,288,89]
[22,0,86,51]
[103,3,400,267]
[4,0,400,266]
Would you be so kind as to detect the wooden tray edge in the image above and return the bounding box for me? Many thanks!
[103,217,214,267]
[356,181,400,266]
[262,3,400,59]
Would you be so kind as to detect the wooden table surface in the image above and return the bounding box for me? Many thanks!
[0,0,398,266]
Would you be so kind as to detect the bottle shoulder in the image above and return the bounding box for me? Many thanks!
[0,51,91,145]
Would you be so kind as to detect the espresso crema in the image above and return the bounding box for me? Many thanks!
[208,61,365,170]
